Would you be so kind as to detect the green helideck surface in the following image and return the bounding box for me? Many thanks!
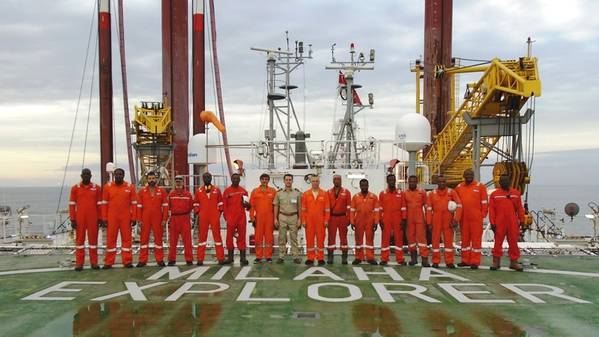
[1,255,598,337]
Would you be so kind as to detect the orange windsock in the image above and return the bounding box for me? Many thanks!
[200,110,226,133]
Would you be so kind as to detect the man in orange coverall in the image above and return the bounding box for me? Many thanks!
[194,172,225,265]
[249,173,277,263]
[403,175,429,267]
[426,175,462,268]
[69,168,102,271]
[327,174,351,265]
[350,179,380,265]
[222,173,250,265]
[101,168,137,269]
[455,169,488,269]
[167,176,194,266]
[489,175,526,271]
[301,175,330,266]
[379,174,406,266]
[136,171,168,267]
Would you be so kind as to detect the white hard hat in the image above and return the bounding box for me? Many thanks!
[448,201,458,212]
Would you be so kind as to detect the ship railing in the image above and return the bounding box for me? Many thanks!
[248,138,406,171]
[0,213,66,242]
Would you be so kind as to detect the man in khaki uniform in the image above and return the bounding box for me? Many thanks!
[274,174,302,264]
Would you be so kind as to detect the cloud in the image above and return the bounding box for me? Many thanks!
[1,0,597,186]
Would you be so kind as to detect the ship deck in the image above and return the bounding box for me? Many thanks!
[1,254,598,337]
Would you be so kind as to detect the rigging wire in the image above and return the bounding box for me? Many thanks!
[56,0,97,214]
[82,32,99,169]
[206,5,226,179]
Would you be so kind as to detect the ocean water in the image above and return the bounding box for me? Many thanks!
[0,185,597,236]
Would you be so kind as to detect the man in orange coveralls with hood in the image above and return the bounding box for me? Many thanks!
[194,172,225,265]
[378,174,407,266]
[249,173,277,263]
[403,175,429,267]
[101,168,137,269]
[455,169,488,269]
[69,168,102,271]
[136,171,168,267]
[350,178,380,265]
[489,174,526,272]
[301,175,330,266]
[167,175,194,266]
[426,175,462,268]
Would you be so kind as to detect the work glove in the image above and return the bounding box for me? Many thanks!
[70,220,77,230]
[490,224,497,233]
[400,219,407,231]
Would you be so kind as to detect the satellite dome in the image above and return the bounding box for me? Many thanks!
[395,113,431,151]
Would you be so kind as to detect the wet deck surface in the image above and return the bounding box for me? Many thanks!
[1,255,598,337]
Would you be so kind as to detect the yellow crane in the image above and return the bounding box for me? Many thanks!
[132,100,174,186]
[417,56,541,192]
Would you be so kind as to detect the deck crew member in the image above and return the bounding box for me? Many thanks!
[327,174,351,264]
[194,172,225,265]
[274,174,302,264]
[101,168,137,269]
[222,173,250,265]
[403,175,429,267]
[301,175,330,266]
[167,176,194,266]
[69,168,102,271]
[136,171,168,267]
[379,174,406,266]
[350,179,380,265]
[489,175,525,271]
[426,175,462,268]
[455,169,488,269]
[249,173,277,263]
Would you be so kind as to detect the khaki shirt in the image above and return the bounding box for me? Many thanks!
[274,187,302,215]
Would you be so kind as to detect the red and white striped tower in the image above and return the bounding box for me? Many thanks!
[192,0,205,188]
[192,0,205,136]
[98,0,113,185]
[162,0,189,177]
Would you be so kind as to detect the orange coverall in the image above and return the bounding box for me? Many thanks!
[350,192,380,261]
[223,185,249,250]
[249,186,276,259]
[301,189,331,261]
[455,181,488,266]
[194,186,225,262]
[167,188,194,263]
[327,187,351,253]
[489,188,525,261]
[69,182,102,267]
[426,188,462,265]
[137,186,168,263]
[403,189,428,257]
[101,182,137,266]
[379,188,406,263]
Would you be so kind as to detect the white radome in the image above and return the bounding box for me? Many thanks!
[395,113,431,151]
[448,200,458,212]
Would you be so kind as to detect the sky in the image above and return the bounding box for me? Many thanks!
[0,0,598,187]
